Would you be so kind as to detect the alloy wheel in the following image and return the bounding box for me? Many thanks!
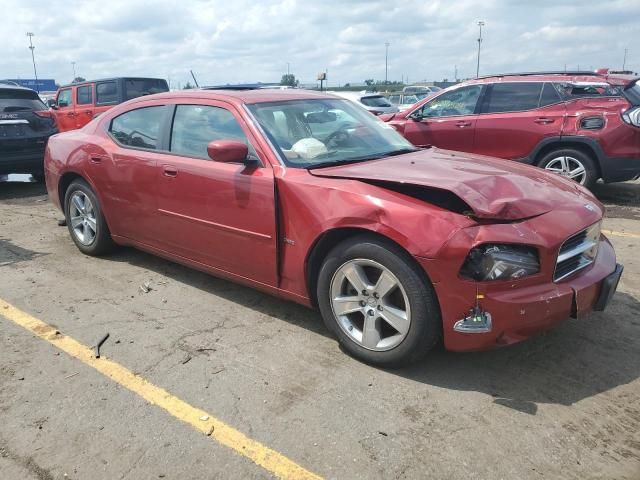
[544,156,587,185]
[330,258,411,351]
[69,191,97,245]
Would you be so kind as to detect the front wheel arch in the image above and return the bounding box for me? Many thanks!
[305,227,435,306]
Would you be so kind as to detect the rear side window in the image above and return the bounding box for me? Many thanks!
[57,89,73,108]
[0,88,46,112]
[109,106,166,150]
[483,82,542,113]
[124,79,169,101]
[361,96,392,107]
[76,85,93,105]
[96,81,119,105]
[170,104,252,160]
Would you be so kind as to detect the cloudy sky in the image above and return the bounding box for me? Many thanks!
[2,0,638,88]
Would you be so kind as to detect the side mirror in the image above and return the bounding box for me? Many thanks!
[408,110,423,121]
[47,99,57,108]
[207,140,250,164]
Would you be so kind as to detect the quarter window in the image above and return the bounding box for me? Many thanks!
[96,81,119,104]
[76,85,93,105]
[420,85,483,117]
[109,106,166,150]
[483,82,543,113]
[57,89,72,107]
[539,82,561,107]
[170,105,253,160]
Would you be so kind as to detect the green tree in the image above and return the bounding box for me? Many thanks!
[72,76,86,83]
[280,74,298,87]
[183,81,194,89]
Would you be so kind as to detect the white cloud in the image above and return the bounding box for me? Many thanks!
[1,0,638,89]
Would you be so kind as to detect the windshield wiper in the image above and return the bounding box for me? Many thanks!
[307,148,418,170]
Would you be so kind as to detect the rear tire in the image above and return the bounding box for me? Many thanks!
[537,148,598,189]
[64,179,114,256]
[317,235,441,368]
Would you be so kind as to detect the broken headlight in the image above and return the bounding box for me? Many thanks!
[460,244,540,281]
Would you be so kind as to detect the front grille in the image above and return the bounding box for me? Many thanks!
[554,223,601,282]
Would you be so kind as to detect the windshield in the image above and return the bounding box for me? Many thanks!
[0,88,46,112]
[247,98,417,168]
[360,95,392,107]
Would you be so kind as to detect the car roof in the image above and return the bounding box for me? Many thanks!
[128,88,335,105]
[59,77,167,89]
[464,71,636,87]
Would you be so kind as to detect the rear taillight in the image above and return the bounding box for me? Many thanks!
[622,106,640,127]
[34,110,57,128]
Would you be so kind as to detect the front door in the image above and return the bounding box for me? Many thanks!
[155,102,278,286]
[402,84,484,152]
[55,87,76,132]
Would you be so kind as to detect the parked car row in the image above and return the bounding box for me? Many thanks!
[44,87,624,366]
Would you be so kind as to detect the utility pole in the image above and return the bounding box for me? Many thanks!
[476,21,485,78]
[385,41,390,84]
[287,62,290,76]
[623,48,628,70]
[71,61,76,80]
[26,32,39,92]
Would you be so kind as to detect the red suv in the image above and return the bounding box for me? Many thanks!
[381,71,640,188]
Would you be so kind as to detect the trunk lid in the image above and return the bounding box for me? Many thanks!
[309,148,600,221]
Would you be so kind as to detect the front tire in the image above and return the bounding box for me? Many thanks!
[317,235,441,368]
[537,148,598,189]
[64,179,114,255]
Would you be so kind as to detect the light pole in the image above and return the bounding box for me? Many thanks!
[623,48,628,70]
[72,61,76,80]
[26,32,39,92]
[385,42,390,84]
[287,62,290,76]
[476,21,485,78]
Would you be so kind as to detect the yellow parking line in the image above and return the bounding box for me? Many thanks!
[0,299,322,480]
[603,229,640,239]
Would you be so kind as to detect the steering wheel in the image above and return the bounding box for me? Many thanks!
[325,126,352,148]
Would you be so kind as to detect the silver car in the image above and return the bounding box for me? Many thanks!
[330,91,399,115]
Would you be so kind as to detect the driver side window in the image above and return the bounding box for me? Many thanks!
[57,89,72,108]
[420,85,483,118]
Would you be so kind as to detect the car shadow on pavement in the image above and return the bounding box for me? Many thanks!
[0,238,48,266]
[0,179,47,201]
[105,247,331,338]
[393,290,640,411]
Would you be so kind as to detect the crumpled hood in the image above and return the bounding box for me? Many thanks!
[309,148,601,220]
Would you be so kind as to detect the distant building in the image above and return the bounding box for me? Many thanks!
[3,79,57,92]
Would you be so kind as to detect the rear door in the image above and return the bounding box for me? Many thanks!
[55,87,76,132]
[94,104,170,245]
[401,84,483,151]
[75,84,95,129]
[473,82,566,159]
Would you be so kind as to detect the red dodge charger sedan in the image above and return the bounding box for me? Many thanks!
[44,89,622,367]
